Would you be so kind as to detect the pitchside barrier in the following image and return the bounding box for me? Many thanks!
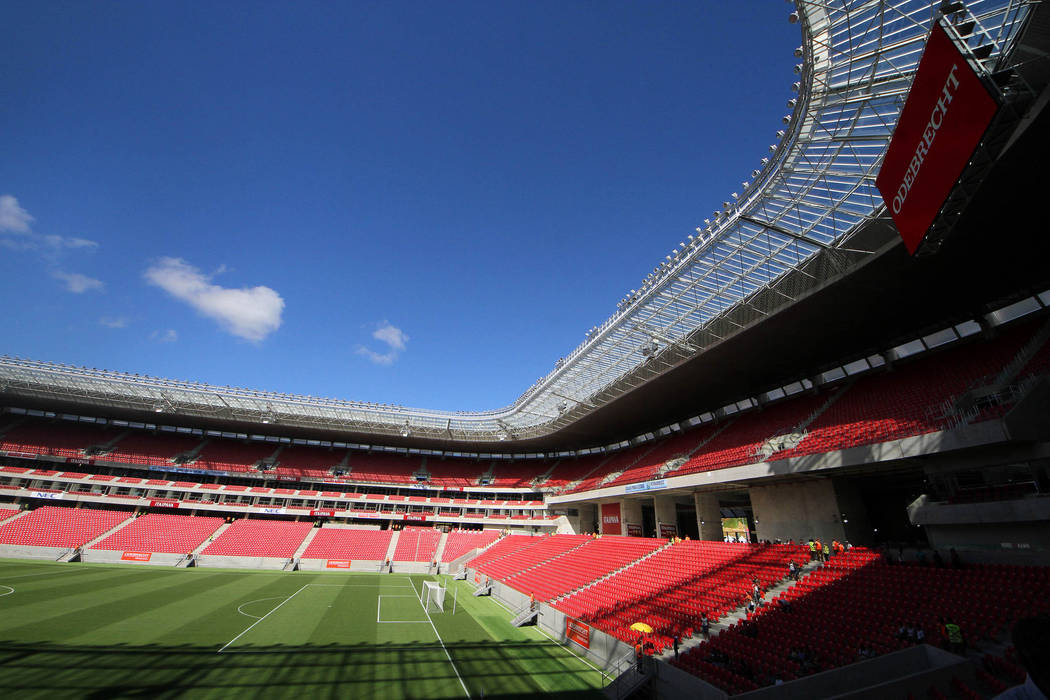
[79,549,185,566]
[194,555,289,570]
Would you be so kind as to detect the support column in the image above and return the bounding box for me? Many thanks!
[621,499,643,537]
[653,495,677,539]
[749,479,867,545]
[694,493,723,541]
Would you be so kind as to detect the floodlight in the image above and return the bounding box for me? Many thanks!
[794,46,804,58]
[786,98,796,108]
[794,63,804,74]
[788,12,799,23]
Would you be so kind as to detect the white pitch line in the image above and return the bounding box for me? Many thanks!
[236,596,287,620]
[0,585,13,597]
[218,584,308,653]
[412,578,470,699]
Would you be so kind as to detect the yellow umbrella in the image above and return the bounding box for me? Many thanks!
[629,622,653,634]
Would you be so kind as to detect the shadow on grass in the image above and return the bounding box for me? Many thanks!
[0,639,606,699]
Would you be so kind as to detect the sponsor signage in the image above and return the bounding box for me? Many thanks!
[404,513,428,521]
[2,451,38,459]
[600,503,622,536]
[149,500,180,508]
[565,618,591,649]
[121,552,152,562]
[659,522,678,539]
[326,560,352,569]
[876,21,999,254]
[31,491,64,500]
[474,572,481,584]
[626,523,643,537]
[624,479,667,494]
[65,457,94,465]
[262,507,286,515]
[311,509,335,517]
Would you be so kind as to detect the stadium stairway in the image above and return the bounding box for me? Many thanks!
[0,509,28,526]
[657,557,823,662]
[291,526,322,566]
[432,530,450,563]
[189,521,233,559]
[530,459,559,488]
[598,444,659,488]
[559,455,614,493]
[84,429,130,457]
[657,420,735,479]
[384,530,401,570]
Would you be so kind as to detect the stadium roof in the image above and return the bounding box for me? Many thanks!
[0,0,1042,451]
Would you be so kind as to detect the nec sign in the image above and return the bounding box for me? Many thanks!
[876,21,999,255]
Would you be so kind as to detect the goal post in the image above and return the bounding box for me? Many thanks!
[422,580,446,613]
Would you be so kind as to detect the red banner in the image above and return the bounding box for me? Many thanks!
[565,618,590,649]
[659,522,678,539]
[121,551,152,561]
[403,513,428,521]
[626,523,643,537]
[600,503,621,535]
[326,560,351,569]
[311,509,335,517]
[149,500,179,508]
[876,21,999,254]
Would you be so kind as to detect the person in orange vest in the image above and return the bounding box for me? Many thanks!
[635,637,645,673]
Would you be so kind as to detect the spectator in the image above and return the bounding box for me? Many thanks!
[700,612,711,638]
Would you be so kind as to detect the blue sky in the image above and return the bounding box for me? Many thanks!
[2,1,798,411]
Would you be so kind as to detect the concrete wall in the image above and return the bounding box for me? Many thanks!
[195,555,289,570]
[695,493,724,541]
[654,496,678,538]
[297,558,385,572]
[81,549,184,566]
[750,479,847,544]
[537,602,636,674]
[732,644,971,700]
[0,544,65,560]
[622,499,643,535]
[651,658,728,700]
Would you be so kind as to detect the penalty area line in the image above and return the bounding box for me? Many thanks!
[218,584,308,653]
[412,578,470,699]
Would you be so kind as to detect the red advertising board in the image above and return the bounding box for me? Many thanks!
[600,503,622,535]
[311,509,335,517]
[626,523,643,537]
[121,552,152,562]
[403,513,428,521]
[565,618,591,649]
[149,500,179,508]
[876,21,999,254]
[659,522,678,539]
[326,560,351,569]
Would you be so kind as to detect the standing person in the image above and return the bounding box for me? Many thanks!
[673,634,680,660]
[992,616,1050,700]
[788,560,798,581]
[635,638,645,674]
[701,612,711,639]
[808,539,817,561]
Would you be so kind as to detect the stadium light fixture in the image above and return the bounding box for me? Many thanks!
[399,421,411,438]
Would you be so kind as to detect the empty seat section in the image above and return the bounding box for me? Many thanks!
[475,534,592,580]
[272,445,347,479]
[554,541,809,652]
[426,459,484,487]
[0,421,112,458]
[487,462,543,488]
[302,528,392,560]
[466,534,545,570]
[200,519,312,557]
[91,513,224,553]
[0,505,132,548]
[504,535,664,601]
[675,551,1050,694]
[347,453,419,484]
[393,526,442,561]
[541,455,606,488]
[442,529,501,561]
[104,432,196,465]
[193,441,275,473]
[0,507,20,522]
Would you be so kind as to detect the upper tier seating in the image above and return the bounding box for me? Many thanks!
[442,529,501,562]
[0,421,112,458]
[270,445,347,479]
[554,541,809,652]
[0,505,132,548]
[392,526,442,561]
[425,459,485,487]
[200,519,312,557]
[674,551,1050,695]
[90,513,224,553]
[347,453,420,484]
[301,528,392,560]
[503,535,665,601]
[193,441,275,473]
[104,432,197,465]
[475,534,592,580]
[541,455,607,488]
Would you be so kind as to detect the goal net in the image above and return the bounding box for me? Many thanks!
[422,580,446,613]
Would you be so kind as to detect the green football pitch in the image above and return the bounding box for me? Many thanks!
[0,559,605,699]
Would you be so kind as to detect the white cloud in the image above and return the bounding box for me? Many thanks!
[143,257,284,342]
[53,270,104,294]
[0,194,33,233]
[150,329,178,343]
[99,316,129,329]
[356,321,409,365]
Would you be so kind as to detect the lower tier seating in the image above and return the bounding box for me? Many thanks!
[442,529,501,562]
[0,505,132,548]
[90,513,224,553]
[200,519,312,558]
[301,528,392,560]
[393,526,442,561]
